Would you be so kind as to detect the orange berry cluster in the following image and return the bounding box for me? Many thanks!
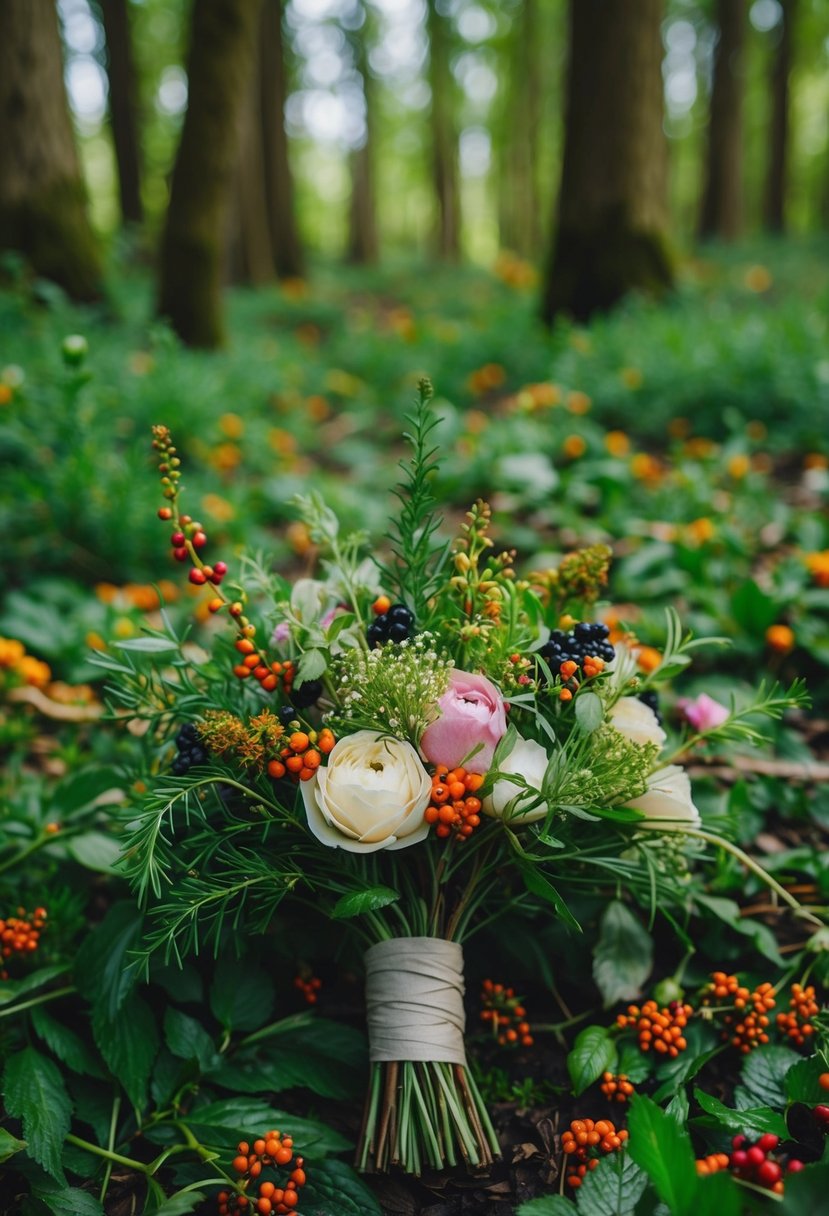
[695,1151,730,1176]
[616,999,692,1057]
[423,766,485,840]
[293,973,322,1005]
[600,1071,635,1104]
[1,907,46,959]
[776,983,820,1047]
[233,643,293,694]
[557,656,605,703]
[267,728,334,783]
[480,979,533,1047]
[561,1118,628,1188]
[221,1131,306,1214]
[704,971,750,1009]
[726,982,776,1054]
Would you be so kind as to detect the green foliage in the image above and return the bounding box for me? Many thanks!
[568,1025,618,1096]
[592,901,654,1008]
[2,1048,72,1183]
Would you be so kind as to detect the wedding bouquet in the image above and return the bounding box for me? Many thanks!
[105,381,808,1177]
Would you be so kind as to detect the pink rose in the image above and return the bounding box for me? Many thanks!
[420,670,507,773]
[677,693,729,733]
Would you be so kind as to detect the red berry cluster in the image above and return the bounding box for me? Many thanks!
[814,1103,829,1131]
[561,1118,628,1188]
[267,729,334,783]
[219,1131,306,1213]
[616,999,692,1057]
[776,983,819,1047]
[480,979,533,1047]
[1,906,46,964]
[293,973,322,1004]
[728,1133,803,1194]
[600,1071,635,1104]
[423,766,485,840]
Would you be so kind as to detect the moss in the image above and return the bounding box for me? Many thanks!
[0,177,102,302]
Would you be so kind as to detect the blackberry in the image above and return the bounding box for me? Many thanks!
[171,722,208,776]
[367,602,415,647]
[537,621,614,681]
[292,678,322,709]
[279,704,299,726]
[638,689,662,725]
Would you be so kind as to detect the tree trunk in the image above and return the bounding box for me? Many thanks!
[541,0,672,324]
[260,0,303,279]
[498,0,542,257]
[227,30,276,285]
[0,0,102,300]
[426,0,460,260]
[158,0,262,347]
[99,0,143,225]
[348,9,378,264]
[699,0,746,241]
[764,0,796,233]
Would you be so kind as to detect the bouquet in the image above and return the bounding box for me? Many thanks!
[106,380,811,1177]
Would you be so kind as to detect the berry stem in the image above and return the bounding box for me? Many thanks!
[98,1093,121,1206]
[65,1132,149,1174]
[0,985,75,1019]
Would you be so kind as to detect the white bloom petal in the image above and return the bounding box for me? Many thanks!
[608,697,667,749]
[625,765,700,830]
[483,735,550,824]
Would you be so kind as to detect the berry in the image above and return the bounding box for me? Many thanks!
[820,1073,829,1091]
[367,603,414,647]
[291,679,322,709]
[278,705,298,726]
[189,568,207,585]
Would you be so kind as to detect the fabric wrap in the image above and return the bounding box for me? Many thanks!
[364,936,467,1064]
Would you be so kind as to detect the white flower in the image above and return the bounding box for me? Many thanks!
[483,735,550,825]
[300,730,432,853]
[625,765,701,829]
[607,696,666,750]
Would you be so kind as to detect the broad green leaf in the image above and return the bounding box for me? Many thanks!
[31,1007,106,1079]
[568,1026,618,1097]
[693,1088,788,1138]
[151,962,203,1004]
[693,1171,743,1216]
[48,767,124,816]
[616,1041,651,1085]
[74,903,143,1020]
[740,1045,800,1108]
[115,636,179,653]
[778,1162,829,1214]
[65,831,122,873]
[520,865,581,931]
[730,580,779,634]
[693,894,785,967]
[163,1009,217,1072]
[652,1020,721,1103]
[0,1126,27,1163]
[209,955,275,1032]
[294,648,327,683]
[151,1192,206,1216]
[300,1157,383,1215]
[627,1094,698,1216]
[3,1047,72,1183]
[592,901,653,1008]
[517,1199,577,1216]
[331,886,399,919]
[666,1089,689,1128]
[185,1097,350,1155]
[92,995,159,1110]
[576,1150,647,1215]
[216,1018,366,1101]
[0,964,70,1007]
[787,1056,829,1104]
[575,691,604,733]
[32,1186,103,1216]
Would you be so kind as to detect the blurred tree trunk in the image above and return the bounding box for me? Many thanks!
[99,0,143,225]
[158,0,262,347]
[348,9,378,265]
[541,0,672,324]
[764,0,797,232]
[699,0,746,240]
[0,0,102,300]
[426,0,460,260]
[498,0,542,257]
[227,59,275,285]
[260,0,303,278]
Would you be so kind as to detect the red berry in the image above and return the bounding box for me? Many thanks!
[814,1105,829,1122]
[171,531,185,546]
[787,1159,805,1173]
[214,561,228,576]
[192,530,207,548]
[180,515,192,525]
[757,1160,782,1186]
[746,1145,766,1167]
[189,568,207,585]
[732,1134,746,1149]
[173,547,188,562]
[731,1150,748,1169]
[157,507,173,520]
[758,1134,779,1153]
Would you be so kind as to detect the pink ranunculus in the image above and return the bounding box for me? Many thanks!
[677,693,729,733]
[420,670,507,773]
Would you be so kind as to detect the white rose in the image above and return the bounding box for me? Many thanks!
[300,730,432,853]
[624,765,701,829]
[483,735,550,824]
[608,696,666,749]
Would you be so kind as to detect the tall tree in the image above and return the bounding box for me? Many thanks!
[699,0,746,240]
[764,0,797,232]
[347,4,379,264]
[260,0,303,278]
[227,53,276,286]
[98,0,143,225]
[158,0,262,347]
[0,0,102,300]
[541,0,672,324]
[498,0,542,257]
[426,0,460,259]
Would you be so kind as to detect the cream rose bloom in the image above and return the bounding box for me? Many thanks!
[624,765,701,829]
[300,730,432,853]
[483,735,550,825]
[608,696,667,749]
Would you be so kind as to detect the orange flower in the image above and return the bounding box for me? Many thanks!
[765,624,794,653]
[566,390,591,414]
[605,430,630,457]
[727,453,751,479]
[636,646,662,673]
[201,492,236,523]
[17,655,52,688]
[563,434,587,459]
[805,551,829,588]
[686,517,715,545]
[630,453,663,483]
[744,264,772,293]
[219,412,244,439]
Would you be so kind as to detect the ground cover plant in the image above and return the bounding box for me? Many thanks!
[2,243,829,1216]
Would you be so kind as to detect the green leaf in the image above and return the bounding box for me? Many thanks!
[0,964,70,1007]
[652,1020,722,1103]
[693,1088,788,1138]
[295,648,327,684]
[300,1157,383,1215]
[185,1098,350,1156]
[616,1042,651,1085]
[740,1045,800,1108]
[152,962,203,1004]
[520,865,581,931]
[74,903,143,1020]
[151,1192,207,1216]
[568,1026,618,1097]
[575,691,604,734]
[216,1018,366,1100]
[592,901,653,1008]
[48,767,124,816]
[778,1162,829,1214]
[517,1199,577,1216]
[331,886,399,919]
[693,1171,743,1216]
[92,994,159,1110]
[576,1151,646,1215]
[3,1047,72,1183]
[115,636,179,653]
[66,831,122,873]
[163,1008,217,1072]
[666,1089,689,1128]
[0,1126,27,1163]
[209,955,275,1032]
[730,580,780,634]
[32,1186,104,1216]
[31,1007,106,1079]
[627,1094,698,1216]
[693,894,785,967]
[787,1056,829,1104]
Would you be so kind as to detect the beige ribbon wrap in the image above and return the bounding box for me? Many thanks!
[364,937,467,1065]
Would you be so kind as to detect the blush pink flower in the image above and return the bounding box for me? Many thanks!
[420,670,507,773]
[677,693,729,733]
